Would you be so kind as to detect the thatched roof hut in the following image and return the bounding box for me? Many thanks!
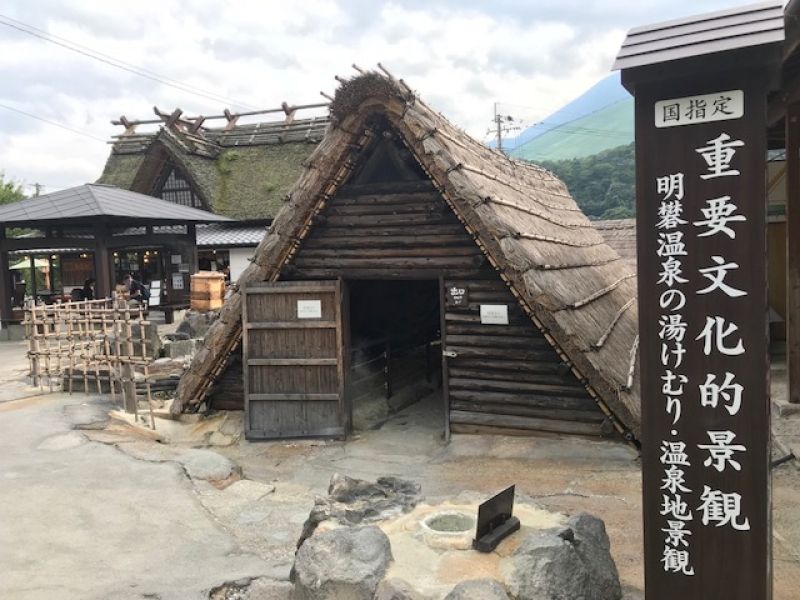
[175,70,641,440]
[98,108,329,219]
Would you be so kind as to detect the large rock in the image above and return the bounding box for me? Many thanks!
[292,525,392,600]
[568,513,622,600]
[375,578,427,600]
[176,309,217,339]
[501,514,622,600]
[297,474,421,548]
[109,322,162,360]
[444,579,510,600]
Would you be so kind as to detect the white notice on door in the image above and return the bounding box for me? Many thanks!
[480,304,508,325]
[297,299,322,319]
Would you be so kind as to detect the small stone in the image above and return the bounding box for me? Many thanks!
[444,579,510,600]
[244,577,293,599]
[292,525,393,600]
[177,449,236,482]
[375,578,427,600]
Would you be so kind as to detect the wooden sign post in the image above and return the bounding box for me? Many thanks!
[615,4,784,599]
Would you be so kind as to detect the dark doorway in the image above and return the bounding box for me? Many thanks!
[346,279,443,432]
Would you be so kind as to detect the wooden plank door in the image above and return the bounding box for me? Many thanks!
[242,280,346,439]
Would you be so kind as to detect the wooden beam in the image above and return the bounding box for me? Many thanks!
[0,238,94,252]
[104,233,193,249]
[787,100,800,404]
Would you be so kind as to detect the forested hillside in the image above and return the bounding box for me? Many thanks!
[537,142,635,220]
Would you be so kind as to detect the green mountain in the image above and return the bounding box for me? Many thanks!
[511,97,634,162]
[539,142,635,220]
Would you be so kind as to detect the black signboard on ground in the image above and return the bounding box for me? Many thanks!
[473,485,520,552]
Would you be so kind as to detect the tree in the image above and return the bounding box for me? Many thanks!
[536,143,636,220]
[0,173,26,205]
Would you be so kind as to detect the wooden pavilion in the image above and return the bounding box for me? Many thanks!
[97,102,330,280]
[174,70,641,442]
[0,184,230,332]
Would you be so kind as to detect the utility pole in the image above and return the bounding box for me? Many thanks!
[491,103,519,155]
[33,183,42,197]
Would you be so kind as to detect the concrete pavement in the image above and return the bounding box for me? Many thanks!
[0,337,799,599]
[0,393,269,600]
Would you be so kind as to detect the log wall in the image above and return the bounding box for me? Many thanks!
[443,279,606,437]
[282,181,486,280]
[278,179,608,437]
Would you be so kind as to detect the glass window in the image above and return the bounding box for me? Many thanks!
[158,166,203,209]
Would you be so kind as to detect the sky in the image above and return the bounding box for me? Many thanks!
[0,0,756,195]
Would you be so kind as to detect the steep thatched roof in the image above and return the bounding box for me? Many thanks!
[97,112,329,219]
[175,70,641,438]
[594,218,637,271]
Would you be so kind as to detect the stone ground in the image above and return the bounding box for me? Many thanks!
[1,338,799,599]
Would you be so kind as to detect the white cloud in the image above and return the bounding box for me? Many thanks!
[0,0,746,191]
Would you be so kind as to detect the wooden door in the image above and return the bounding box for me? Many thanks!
[242,280,346,439]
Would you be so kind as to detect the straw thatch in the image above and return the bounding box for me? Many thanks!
[174,70,641,438]
[594,219,637,271]
[98,116,328,219]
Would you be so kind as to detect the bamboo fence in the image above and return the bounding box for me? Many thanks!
[23,298,156,428]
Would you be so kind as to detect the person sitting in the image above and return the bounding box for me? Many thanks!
[123,273,149,307]
[82,278,95,301]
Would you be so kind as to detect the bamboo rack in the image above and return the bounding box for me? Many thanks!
[23,298,156,429]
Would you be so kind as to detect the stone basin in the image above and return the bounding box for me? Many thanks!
[420,510,476,550]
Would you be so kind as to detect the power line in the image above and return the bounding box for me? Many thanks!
[0,102,106,142]
[509,98,632,153]
[0,14,258,110]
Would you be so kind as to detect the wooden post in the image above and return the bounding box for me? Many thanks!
[0,231,12,326]
[93,222,112,300]
[787,100,800,403]
[187,223,198,273]
[29,303,40,387]
[29,254,37,300]
[619,35,780,600]
[439,275,450,442]
[121,302,137,415]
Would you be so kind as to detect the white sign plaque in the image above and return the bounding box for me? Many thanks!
[297,299,322,319]
[655,90,743,128]
[480,304,509,325]
[171,273,184,290]
[148,281,161,306]
[170,254,182,265]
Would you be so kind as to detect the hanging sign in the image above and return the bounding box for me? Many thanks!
[297,299,322,319]
[655,90,744,128]
[445,285,468,307]
[480,304,508,325]
[171,273,185,290]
